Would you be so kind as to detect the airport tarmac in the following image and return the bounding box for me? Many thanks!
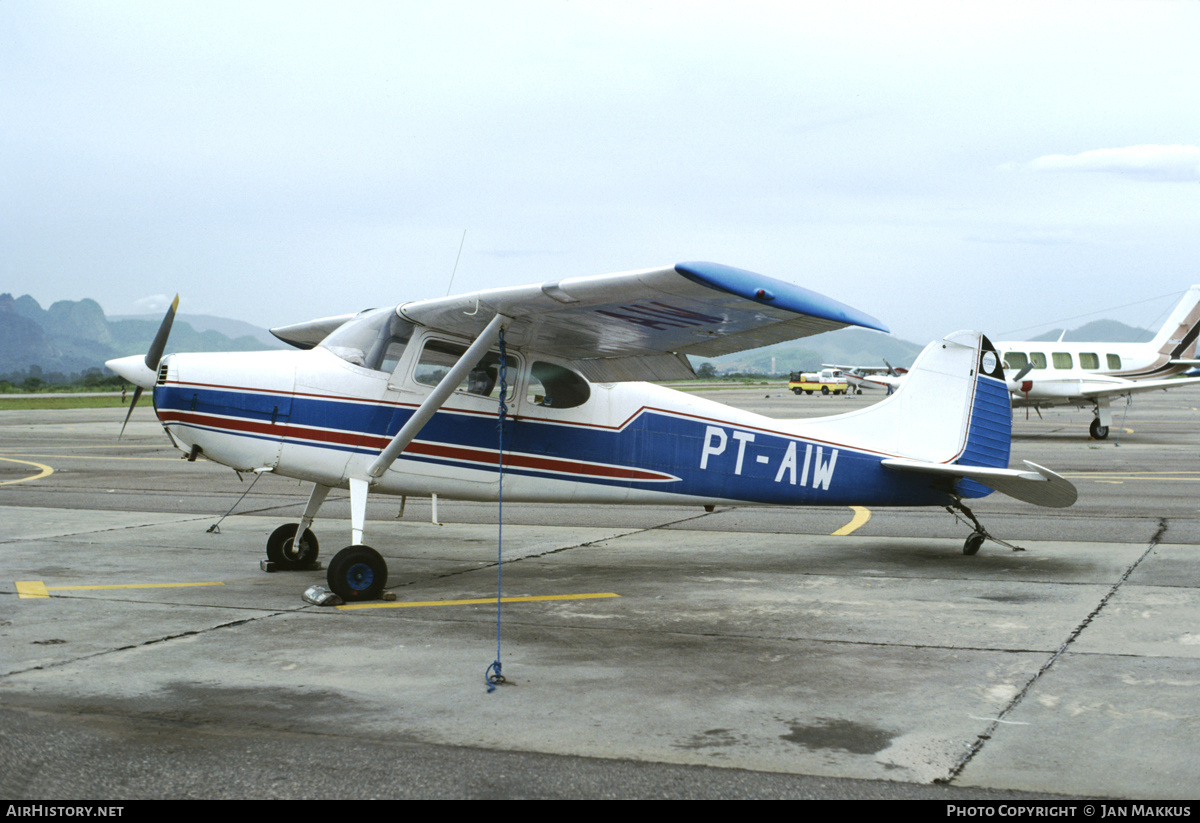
[2,388,1200,799]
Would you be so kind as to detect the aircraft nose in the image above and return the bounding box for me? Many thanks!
[106,354,157,390]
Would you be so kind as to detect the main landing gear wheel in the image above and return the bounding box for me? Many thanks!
[1090,419,1110,440]
[963,531,985,556]
[266,523,319,569]
[327,545,388,601]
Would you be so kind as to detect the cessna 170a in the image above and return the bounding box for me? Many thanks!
[107,262,1076,602]
[997,285,1200,439]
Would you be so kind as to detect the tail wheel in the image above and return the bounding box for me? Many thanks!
[963,532,985,556]
[327,545,388,601]
[266,524,319,569]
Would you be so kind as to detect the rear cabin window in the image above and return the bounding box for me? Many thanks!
[1080,353,1100,369]
[526,361,590,409]
[1052,352,1073,369]
[414,339,515,400]
[1107,353,1122,370]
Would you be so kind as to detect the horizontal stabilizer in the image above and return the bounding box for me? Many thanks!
[882,458,1077,508]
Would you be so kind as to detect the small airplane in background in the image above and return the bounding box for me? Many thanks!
[107,262,1076,602]
[823,362,908,395]
[997,285,1200,439]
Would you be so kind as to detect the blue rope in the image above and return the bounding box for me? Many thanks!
[486,327,508,693]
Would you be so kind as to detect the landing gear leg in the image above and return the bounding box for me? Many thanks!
[946,499,1025,554]
[325,477,390,601]
[264,483,331,570]
[1091,397,1112,440]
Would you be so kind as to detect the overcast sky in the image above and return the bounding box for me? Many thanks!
[3,0,1199,345]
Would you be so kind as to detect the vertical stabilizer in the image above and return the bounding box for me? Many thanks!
[1151,285,1200,362]
[794,330,1011,472]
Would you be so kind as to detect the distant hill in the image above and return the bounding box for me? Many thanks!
[0,293,283,381]
[1024,319,1155,344]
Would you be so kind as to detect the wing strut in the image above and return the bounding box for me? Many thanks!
[367,312,510,481]
[339,313,508,547]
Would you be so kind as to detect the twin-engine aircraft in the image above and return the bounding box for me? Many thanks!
[997,285,1200,439]
[107,262,1076,601]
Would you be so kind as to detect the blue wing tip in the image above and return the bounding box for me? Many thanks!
[675,261,889,334]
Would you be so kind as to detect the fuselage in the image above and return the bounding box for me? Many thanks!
[997,339,1191,404]
[149,321,1004,510]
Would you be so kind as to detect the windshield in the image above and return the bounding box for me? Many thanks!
[320,308,414,373]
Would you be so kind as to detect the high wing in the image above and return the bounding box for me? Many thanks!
[395,262,889,381]
[824,363,903,375]
[272,312,362,349]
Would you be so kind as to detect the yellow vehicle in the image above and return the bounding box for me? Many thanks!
[788,368,849,396]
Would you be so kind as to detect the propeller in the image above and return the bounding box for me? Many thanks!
[105,295,179,437]
[1005,362,1035,420]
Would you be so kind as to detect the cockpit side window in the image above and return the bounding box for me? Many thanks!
[320,309,414,373]
[414,339,515,400]
[527,361,590,409]
[1003,352,1028,370]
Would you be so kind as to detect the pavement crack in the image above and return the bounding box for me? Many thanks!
[4,613,283,679]
[938,518,1167,785]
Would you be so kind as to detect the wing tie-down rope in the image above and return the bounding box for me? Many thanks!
[486,326,509,693]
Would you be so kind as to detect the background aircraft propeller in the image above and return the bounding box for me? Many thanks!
[105,295,179,438]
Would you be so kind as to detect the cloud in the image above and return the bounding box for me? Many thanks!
[1025,145,1200,182]
[132,294,173,315]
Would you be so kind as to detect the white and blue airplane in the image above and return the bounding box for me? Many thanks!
[107,262,1076,601]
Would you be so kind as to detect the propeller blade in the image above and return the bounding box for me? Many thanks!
[1013,363,1034,382]
[145,295,179,372]
[118,386,143,440]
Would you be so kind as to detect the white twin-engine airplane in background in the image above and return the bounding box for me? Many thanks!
[998,285,1200,439]
[107,262,1076,602]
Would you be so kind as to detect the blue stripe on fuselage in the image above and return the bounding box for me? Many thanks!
[155,384,962,506]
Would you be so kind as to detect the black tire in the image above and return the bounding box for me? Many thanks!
[806,390,813,395]
[266,523,319,569]
[1090,419,1110,440]
[963,532,985,556]
[792,388,802,395]
[821,386,829,395]
[327,545,388,601]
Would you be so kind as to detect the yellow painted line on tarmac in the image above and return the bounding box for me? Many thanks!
[338,592,620,611]
[1,452,180,462]
[0,457,54,486]
[1065,472,1200,482]
[16,580,224,599]
[832,506,871,536]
